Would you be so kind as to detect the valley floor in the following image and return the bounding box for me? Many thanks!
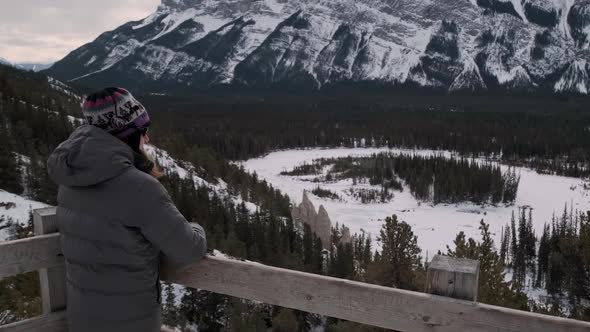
[241,147,590,256]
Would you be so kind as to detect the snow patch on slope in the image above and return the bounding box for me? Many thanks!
[555,60,589,94]
[558,0,576,39]
[132,12,162,30]
[132,45,191,80]
[265,0,285,14]
[506,65,534,88]
[510,0,528,23]
[219,13,287,81]
[144,145,260,213]
[85,56,97,66]
[194,13,229,34]
[151,8,202,41]
[145,145,203,182]
[366,41,419,83]
[47,76,81,100]
[0,191,47,241]
[449,58,487,91]
[103,39,143,68]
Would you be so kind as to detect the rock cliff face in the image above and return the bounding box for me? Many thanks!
[45,0,590,94]
[291,191,317,228]
[316,205,333,248]
[291,191,350,249]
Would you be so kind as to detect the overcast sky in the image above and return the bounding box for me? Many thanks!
[0,0,160,64]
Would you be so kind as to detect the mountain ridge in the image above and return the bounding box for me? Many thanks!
[45,0,590,94]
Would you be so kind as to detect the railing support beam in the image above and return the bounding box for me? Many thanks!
[33,207,66,315]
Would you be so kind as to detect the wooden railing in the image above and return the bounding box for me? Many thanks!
[1,208,590,331]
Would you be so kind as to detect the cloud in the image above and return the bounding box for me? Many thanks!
[0,0,160,63]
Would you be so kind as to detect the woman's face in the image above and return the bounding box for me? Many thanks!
[140,131,149,148]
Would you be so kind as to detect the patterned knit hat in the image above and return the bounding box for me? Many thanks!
[82,87,150,138]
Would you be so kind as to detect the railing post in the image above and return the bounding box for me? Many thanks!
[33,207,66,315]
[426,255,480,302]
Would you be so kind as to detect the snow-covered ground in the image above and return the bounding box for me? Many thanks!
[241,147,590,256]
[0,191,47,241]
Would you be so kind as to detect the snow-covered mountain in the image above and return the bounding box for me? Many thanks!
[1,58,53,72]
[0,57,12,66]
[17,63,54,72]
[45,0,590,94]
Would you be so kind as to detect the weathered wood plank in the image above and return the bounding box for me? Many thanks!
[0,311,67,332]
[163,255,590,332]
[0,233,63,279]
[34,208,67,315]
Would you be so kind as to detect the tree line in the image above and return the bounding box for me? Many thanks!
[284,153,520,205]
[146,94,590,178]
[0,77,78,205]
[0,64,81,117]
[499,205,590,320]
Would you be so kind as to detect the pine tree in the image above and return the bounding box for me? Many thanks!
[513,208,527,290]
[0,137,22,195]
[500,224,511,265]
[525,208,537,277]
[329,235,354,280]
[224,299,267,332]
[578,212,590,301]
[303,224,315,272]
[312,236,324,274]
[446,231,477,258]
[367,215,423,291]
[180,289,227,331]
[510,211,517,266]
[448,221,528,309]
[272,308,299,332]
[536,224,550,288]
[547,212,566,294]
[162,282,179,328]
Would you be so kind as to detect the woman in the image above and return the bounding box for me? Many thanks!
[47,87,207,332]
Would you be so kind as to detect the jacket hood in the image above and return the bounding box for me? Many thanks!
[47,125,134,187]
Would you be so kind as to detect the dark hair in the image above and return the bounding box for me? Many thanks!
[120,131,158,176]
[120,130,142,152]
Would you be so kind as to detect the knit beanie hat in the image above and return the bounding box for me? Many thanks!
[82,87,150,138]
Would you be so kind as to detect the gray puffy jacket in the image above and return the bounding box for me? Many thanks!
[47,125,207,332]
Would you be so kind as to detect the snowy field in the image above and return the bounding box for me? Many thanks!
[241,147,590,256]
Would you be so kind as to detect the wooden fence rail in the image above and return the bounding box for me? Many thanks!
[1,209,590,331]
